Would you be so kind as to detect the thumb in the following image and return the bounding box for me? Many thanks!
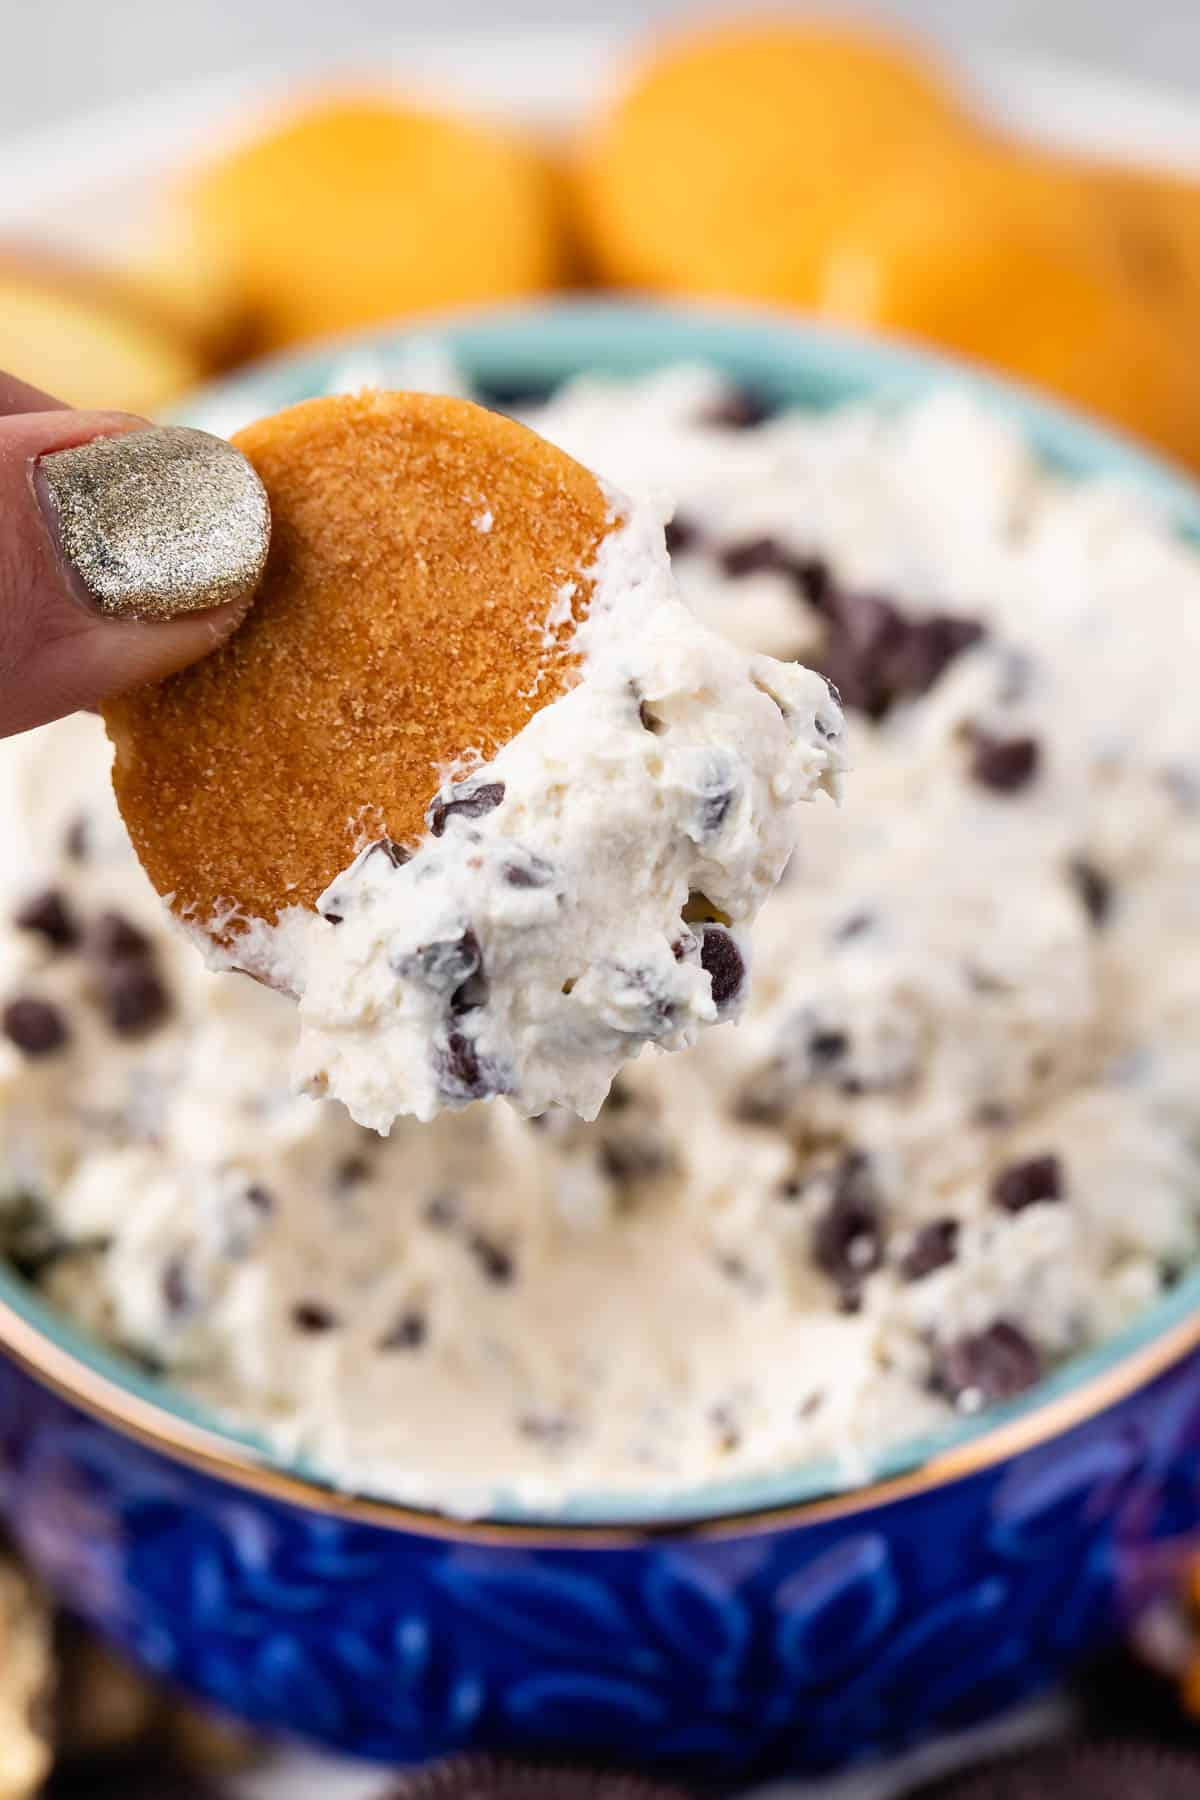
[0,401,269,738]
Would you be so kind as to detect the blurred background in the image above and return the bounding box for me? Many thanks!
[8,0,1200,137]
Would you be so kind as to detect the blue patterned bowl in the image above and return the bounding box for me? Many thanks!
[3,300,1200,1782]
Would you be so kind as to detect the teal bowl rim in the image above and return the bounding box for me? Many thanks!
[5,295,1200,1532]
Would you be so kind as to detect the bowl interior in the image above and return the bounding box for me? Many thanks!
[5,297,1200,1528]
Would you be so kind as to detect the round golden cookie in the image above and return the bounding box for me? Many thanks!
[102,391,614,933]
[189,95,567,351]
[813,139,1200,468]
[575,20,969,305]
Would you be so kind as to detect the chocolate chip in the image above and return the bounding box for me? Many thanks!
[397,928,482,994]
[931,1320,1042,1408]
[333,1157,368,1191]
[889,614,985,702]
[664,514,699,557]
[162,1256,190,1317]
[991,1154,1062,1214]
[97,961,169,1037]
[369,837,411,868]
[245,1183,274,1213]
[451,966,490,1015]
[719,536,799,581]
[819,591,984,721]
[469,1233,514,1285]
[292,1301,338,1333]
[701,386,772,429]
[900,1217,960,1281]
[424,1192,460,1230]
[502,854,556,890]
[600,1135,669,1184]
[1068,856,1112,927]
[518,1413,575,1447]
[86,910,150,963]
[638,698,665,734]
[812,1152,884,1295]
[437,1029,504,1103]
[14,888,78,950]
[2,996,68,1057]
[833,910,874,943]
[427,781,506,838]
[809,1029,849,1065]
[63,815,90,863]
[967,728,1041,793]
[700,926,744,1010]
[378,1309,427,1351]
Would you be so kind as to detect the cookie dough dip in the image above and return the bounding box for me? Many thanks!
[103,392,845,1129]
[3,367,1200,1515]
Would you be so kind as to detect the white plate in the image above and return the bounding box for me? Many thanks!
[3,27,1200,262]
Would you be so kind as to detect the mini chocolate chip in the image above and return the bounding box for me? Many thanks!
[292,1301,338,1333]
[427,781,506,838]
[795,556,833,610]
[991,1153,1062,1214]
[812,1152,884,1295]
[97,962,169,1037]
[600,1136,669,1184]
[334,1157,369,1191]
[14,889,78,950]
[900,1217,960,1281]
[63,815,90,862]
[469,1233,514,1285]
[664,514,700,556]
[1068,856,1112,927]
[397,928,482,994]
[809,1029,849,1065]
[502,854,556,890]
[700,926,744,1010]
[834,910,874,943]
[369,837,411,868]
[86,911,150,963]
[719,536,795,580]
[245,1183,274,1213]
[518,1413,575,1447]
[638,698,665,734]
[451,966,490,1014]
[162,1256,190,1317]
[819,591,984,721]
[424,1192,460,1230]
[378,1309,428,1351]
[698,779,735,836]
[890,614,985,701]
[437,1029,505,1103]
[701,386,772,429]
[2,996,68,1057]
[932,1320,1042,1407]
[967,728,1041,793]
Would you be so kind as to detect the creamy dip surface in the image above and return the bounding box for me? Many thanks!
[2,364,1199,1516]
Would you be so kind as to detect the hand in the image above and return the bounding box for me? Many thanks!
[0,371,269,738]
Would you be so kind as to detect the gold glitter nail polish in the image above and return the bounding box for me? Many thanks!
[35,425,271,621]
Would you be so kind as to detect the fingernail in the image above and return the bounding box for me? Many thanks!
[35,425,271,621]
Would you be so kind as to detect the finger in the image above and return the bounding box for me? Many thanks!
[0,409,270,737]
[0,372,67,417]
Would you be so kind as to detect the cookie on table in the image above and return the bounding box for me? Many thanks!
[189,94,568,351]
[101,389,614,942]
[813,138,1200,469]
[575,19,968,305]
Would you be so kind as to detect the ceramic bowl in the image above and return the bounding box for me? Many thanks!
[2,301,1200,1782]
